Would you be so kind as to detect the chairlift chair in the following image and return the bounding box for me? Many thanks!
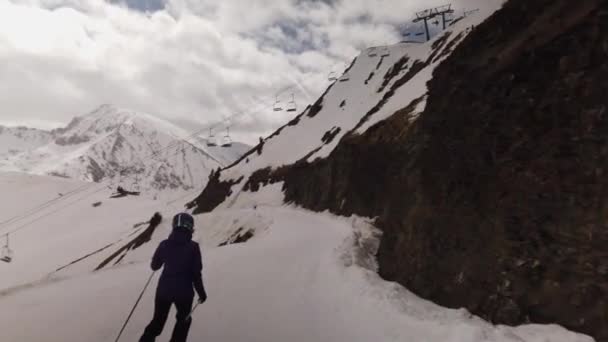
[206,128,218,147]
[328,71,338,81]
[221,127,233,148]
[273,96,283,112]
[286,93,297,112]
[1,234,13,263]
[339,74,350,82]
[132,179,141,192]
[368,47,378,57]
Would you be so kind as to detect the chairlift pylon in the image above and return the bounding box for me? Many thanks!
[1,233,13,263]
[273,96,283,112]
[286,93,297,112]
[221,127,233,148]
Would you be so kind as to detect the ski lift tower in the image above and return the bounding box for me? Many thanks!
[413,4,454,42]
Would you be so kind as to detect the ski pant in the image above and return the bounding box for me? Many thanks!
[140,295,193,342]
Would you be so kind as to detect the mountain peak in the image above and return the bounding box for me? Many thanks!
[0,105,251,190]
[56,104,188,143]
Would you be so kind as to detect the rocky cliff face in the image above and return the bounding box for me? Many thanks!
[194,0,608,339]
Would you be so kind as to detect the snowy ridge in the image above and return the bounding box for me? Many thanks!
[212,7,497,212]
[0,105,248,190]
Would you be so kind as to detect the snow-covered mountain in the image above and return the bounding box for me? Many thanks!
[0,105,249,190]
[0,125,53,155]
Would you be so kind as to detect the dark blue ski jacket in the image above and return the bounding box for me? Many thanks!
[151,230,206,301]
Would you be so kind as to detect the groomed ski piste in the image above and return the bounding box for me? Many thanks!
[0,173,594,342]
[0,3,596,341]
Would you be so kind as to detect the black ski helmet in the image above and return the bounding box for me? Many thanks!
[172,213,194,232]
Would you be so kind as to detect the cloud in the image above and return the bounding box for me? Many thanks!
[0,0,503,144]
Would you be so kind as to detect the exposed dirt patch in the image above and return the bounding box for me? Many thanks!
[350,64,428,134]
[365,72,375,84]
[378,56,410,93]
[189,170,243,214]
[218,227,255,247]
[433,31,465,63]
[322,127,342,144]
[375,56,385,70]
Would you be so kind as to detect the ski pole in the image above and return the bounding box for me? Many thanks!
[114,271,156,342]
[186,301,201,321]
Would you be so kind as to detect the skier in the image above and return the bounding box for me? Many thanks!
[139,213,207,342]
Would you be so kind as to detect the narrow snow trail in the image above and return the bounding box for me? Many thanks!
[0,208,593,342]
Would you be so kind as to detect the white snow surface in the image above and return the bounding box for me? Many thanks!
[0,105,249,191]
[0,172,164,289]
[0,173,595,342]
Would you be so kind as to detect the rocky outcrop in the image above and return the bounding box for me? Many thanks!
[55,134,91,146]
[189,170,243,214]
[375,2,608,339]
[201,0,608,339]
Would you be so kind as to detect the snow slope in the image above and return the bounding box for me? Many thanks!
[0,208,591,342]
[0,172,165,290]
[0,173,593,341]
[0,105,249,191]
[209,7,498,212]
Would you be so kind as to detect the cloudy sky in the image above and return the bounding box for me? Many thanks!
[0,0,499,144]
